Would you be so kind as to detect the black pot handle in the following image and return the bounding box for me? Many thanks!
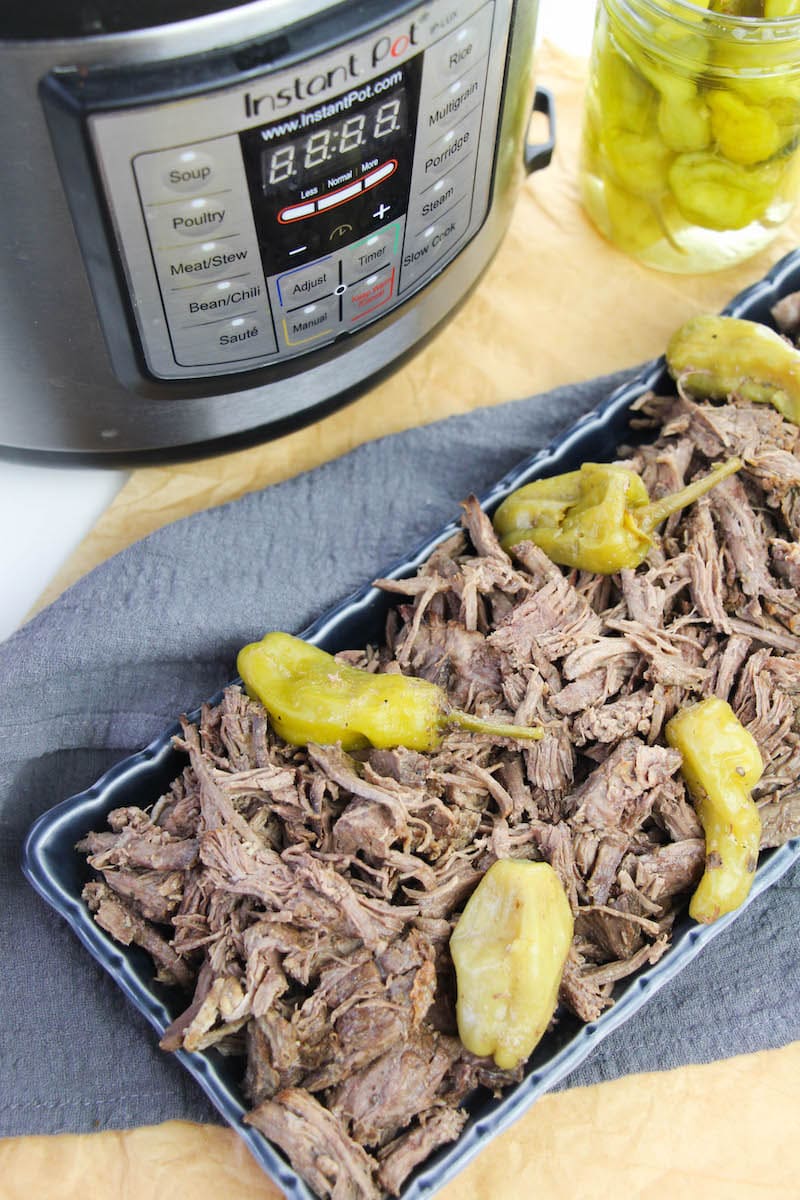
[524,85,556,174]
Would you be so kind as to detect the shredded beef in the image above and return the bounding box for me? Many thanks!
[78,392,800,1200]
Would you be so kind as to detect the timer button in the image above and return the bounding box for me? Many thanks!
[161,149,216,193]
[343,223,401,284]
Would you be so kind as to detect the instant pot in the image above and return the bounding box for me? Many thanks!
[0,0,551,456]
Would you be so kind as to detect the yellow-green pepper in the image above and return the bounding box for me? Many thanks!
[491,457,741,575]
[665,697,763,923]
[237,632,543,752]
[666,312,800,421]
[668,152,783,230]
[450,859,574,1070]
[707,90,781,165]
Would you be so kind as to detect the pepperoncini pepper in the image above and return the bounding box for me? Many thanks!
[449,860,574,1070]
[237,632,543,752]
[580,0,800,271]
[491,457,741,575]
[666,313,800,422]
[665,697,763,923]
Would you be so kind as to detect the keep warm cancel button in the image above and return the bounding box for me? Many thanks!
[399,202,468,293]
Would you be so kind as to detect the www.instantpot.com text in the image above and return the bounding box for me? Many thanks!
[253,69,404,141]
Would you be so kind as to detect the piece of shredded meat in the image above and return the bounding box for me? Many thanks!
[78,395,800,1200]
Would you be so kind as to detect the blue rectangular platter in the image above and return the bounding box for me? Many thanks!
[22,247,800,1200]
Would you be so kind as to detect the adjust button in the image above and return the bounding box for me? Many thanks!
[276,255,338,308]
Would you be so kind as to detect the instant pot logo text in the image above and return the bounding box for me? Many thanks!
[243,23,419,120]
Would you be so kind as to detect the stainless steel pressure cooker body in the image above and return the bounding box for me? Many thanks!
[0,0,549,456]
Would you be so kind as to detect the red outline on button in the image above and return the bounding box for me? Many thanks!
[278,159,398,224]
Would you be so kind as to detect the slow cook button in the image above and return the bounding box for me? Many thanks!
[399,202,469,292]
[275,255,338,308]
[150,196,234,245]
[342,265,396,324]
[160,240,255,285]
[174,314,277,366]
[281,295,339,346]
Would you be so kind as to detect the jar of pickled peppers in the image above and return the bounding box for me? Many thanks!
[580,0,800,272]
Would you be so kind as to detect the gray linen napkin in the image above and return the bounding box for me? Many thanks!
[2,369,799,1137]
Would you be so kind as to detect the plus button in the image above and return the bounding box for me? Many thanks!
[372,202,391,221]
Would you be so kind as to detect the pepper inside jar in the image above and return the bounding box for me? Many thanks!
[579,0,800,272]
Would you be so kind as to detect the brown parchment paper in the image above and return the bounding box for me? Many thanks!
[13,39,800,1200]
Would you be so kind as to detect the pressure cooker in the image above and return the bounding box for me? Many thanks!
[0,0,552,457]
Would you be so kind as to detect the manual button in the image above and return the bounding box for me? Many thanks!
[281,295,339,346]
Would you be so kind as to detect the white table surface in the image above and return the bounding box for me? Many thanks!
[0,1,596,643]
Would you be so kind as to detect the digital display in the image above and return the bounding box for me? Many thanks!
[240,59,422,275]
[261,94,407,190]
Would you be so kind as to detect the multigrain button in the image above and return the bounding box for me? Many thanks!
[425,62,487,138]
[161,148,216,193]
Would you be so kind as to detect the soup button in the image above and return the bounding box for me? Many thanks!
[161,149,216,193]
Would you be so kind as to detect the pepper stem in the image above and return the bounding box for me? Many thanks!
[448,709,544,742]
[638,456,742,533]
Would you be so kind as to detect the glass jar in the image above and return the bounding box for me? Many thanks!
[579,0,800,272]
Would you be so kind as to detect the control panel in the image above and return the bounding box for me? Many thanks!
[89,0,510,380]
